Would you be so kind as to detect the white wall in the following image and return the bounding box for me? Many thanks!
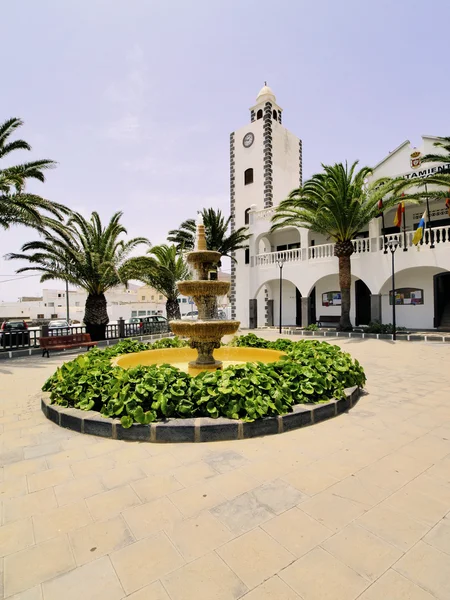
[314,275,356,324]
[379,267,440,329]
[271,124,301,205]
[272,279,297,326]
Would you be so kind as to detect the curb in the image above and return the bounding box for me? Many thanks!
[41,386,361,444]
[256,327,450,343]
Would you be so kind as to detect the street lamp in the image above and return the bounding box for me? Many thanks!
[387,238,399,340]
[277,258,284,334]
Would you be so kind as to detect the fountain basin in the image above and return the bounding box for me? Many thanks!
[177,281,230,297]
[112,346,285,375]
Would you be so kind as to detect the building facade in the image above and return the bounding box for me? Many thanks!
[232,87,450,330]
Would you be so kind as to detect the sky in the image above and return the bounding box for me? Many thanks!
[1,0,449,301]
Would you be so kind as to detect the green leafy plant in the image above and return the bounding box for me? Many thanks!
[365,321,407,334]
[305,323,319,331]
[43,335,366,426]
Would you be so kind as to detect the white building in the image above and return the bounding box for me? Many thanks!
[231,85,450,330]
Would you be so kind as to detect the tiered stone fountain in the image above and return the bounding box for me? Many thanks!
[169,216,240,371]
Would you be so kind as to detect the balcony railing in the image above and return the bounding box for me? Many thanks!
[254,225,450,268]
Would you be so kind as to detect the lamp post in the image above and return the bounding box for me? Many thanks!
[277,258,284,334]
[387,239,399,340]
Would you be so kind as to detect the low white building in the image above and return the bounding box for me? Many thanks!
[231,86,450,330]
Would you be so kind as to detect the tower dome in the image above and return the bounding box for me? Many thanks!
[256,83,276,103]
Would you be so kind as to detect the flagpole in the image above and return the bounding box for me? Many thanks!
[402,204,407,251]
[425,183,435,249]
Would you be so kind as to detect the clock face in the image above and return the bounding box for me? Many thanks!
[243,132,254,148]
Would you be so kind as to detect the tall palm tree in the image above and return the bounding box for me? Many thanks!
[271,162,405,331]
[126,245,190,320]
[0,117,68,229]
[167,208,250,266]
[7,212,149,340]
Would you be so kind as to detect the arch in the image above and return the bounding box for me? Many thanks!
[244,207,251,225]
[244,168,254,185]
[273,109,278,120]
[257,109,263,120]
[378,266,450,330]
[252,277,303,327]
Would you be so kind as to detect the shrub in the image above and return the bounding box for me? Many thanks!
[365,321,407,334]
[43,334,365,426]
[305,323,319,331]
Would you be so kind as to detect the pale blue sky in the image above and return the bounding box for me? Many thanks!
[1,0,448,300]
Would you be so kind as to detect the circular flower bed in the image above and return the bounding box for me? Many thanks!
[43,334,365,428]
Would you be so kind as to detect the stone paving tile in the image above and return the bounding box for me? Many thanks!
[250,479,306,514]
[54,474,106,506]
[6,586,44,600]
[42,556,125,600]
[211,490,274,535]
[86,484,141,521]
[4,535,75,597]
[3,487,57,524]
[394,540,450,600]
[299,490,367,532]
[169,480,226,517]
[100,462,146,490]
[110,531,185,594]
[282,463,340,495]
[208,469,260,500]
[69,514,135,565]
[280,546,370,599]
[0,476,27,501]
[356,503,432,552]
[217,527,295,589]
[262,507,333,557]
[240,575,301,599]
[170,460,218,486]
[131,473,184,503]
[423,516,450,556]
[166,511,233,561]
[203,450,250,473]
[33,501,92,543]
[357,569,438,600]
[126,581,171,599]
[27,465,73,492]
[0,517,34,558]
[162,552,247,600]
[3,458,47,480]
[122,497,183,539]
[322,523,403,582]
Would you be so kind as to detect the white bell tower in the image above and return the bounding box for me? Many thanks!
[229,84,303,323]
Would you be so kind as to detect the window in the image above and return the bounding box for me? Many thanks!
[151,295,154,301]
[245,248,250,264]
[131,311,137,317]
[37,314,44,319]
[159,295,163,300]
[244,168,254,185]
[51,313,58,318]
[257,109,263,120]
[245,207,251,224]
[182,298,187,303]
[177,298,181,303]
[273,110,277,120]
[48,302,54,307]
[389,288,424,305]
[75,302,80,307]
[58,293,61,298]
[138,310,146,316]
[141,296,145,301]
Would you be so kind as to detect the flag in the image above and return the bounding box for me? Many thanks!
[394,202,405,227]
[376,198,383,218]
[446,192,450,217]
[412,210,426,246]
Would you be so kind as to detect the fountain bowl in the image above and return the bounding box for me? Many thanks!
[112,346,286,376]
[177,280,230,297]
[169,319,239,340]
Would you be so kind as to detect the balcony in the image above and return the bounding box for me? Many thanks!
[254,225,450,267]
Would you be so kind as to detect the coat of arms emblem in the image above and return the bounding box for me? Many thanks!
[410,151,421,169]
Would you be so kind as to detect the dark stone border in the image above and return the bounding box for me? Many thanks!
[256,327,450,343]
[41,386,361,444]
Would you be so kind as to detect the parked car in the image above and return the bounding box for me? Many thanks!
[125,316,169,335]
[0,320,30,348]
[48,319,71,336]
[181,311,198,320]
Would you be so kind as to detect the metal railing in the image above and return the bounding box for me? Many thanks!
[0,321,170,353]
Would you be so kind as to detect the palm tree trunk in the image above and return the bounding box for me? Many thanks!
[166,297,181,320]
[338,255,352,331]
[84,293,109,341]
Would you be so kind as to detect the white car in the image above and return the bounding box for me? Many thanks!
[181,311,198,320]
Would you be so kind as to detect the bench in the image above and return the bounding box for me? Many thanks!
[317,315,341,327]
[39,333,97,357]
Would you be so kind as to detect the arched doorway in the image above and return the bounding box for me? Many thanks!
[355,280,371,325]
[434,272,450,329]
[251,278,302,329]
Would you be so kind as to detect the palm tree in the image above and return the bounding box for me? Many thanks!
[7,211,149,340]
[167,208,250,266]
[126,245,190,320]
[0,117,68,229]
[271,162,405,331]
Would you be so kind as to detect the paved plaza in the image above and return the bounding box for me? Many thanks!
[1,334,450,599]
